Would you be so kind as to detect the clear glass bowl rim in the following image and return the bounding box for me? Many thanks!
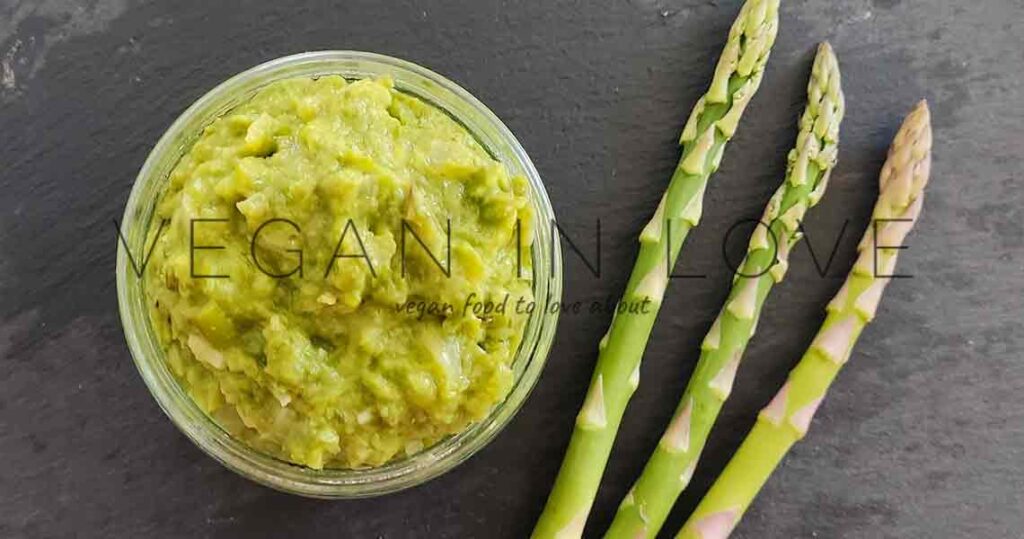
[116,50,563,498]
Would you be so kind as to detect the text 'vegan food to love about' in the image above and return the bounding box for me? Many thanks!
[143,76,535,469]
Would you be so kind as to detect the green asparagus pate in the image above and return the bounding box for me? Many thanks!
[144,76,535,469]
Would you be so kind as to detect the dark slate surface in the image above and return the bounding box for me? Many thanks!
[1,0,1021,537]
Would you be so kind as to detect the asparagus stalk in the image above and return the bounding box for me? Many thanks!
[532,2,780,537]
[604,42,845,539]
[676,100,933,539]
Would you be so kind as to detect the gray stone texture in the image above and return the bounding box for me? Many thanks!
[0,0,1021,537]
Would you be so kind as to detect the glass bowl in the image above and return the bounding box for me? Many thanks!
[116,51,562,498]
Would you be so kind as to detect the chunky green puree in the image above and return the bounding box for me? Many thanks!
[144,76,535,469]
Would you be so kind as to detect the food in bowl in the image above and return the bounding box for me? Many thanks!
[143,75,535,469]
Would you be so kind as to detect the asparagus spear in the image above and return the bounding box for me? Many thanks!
[532,2,780,537]
[604,42,845,539]
[677,100,933,539]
